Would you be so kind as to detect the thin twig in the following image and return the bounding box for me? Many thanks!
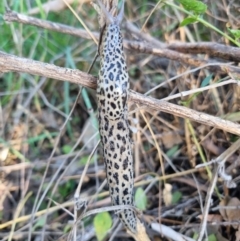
[197,166,218,241]
[162,79,239,101]
[3,10,98,40]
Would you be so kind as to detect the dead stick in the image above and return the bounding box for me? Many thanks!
[167,42,240,62]
[1,50,240,136]
[4,11,240,75]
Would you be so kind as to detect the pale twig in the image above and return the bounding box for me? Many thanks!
[144,62,234,96]
[80,204,138,219]
[74,140,100,208]
[151,223,195,241]
[8,192,32,241]
[196,138,240,240]
[108,221,122,241]
[162,79,239,101]
[1,51,240,136]
[3,10,98,40]
[123,40,240,75]
[196,166,218,241]
[0,162,32,174]
[28,88,83,241]
[196,138,240,188]
[0,166,206,230]
[62,0,98,45]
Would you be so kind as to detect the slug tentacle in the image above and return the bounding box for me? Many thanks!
[115,0,125,24]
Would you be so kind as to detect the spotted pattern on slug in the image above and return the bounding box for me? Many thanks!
[96,6,137,233]
[97,23,128,120]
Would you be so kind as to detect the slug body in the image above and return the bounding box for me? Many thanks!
[96,1,137,234]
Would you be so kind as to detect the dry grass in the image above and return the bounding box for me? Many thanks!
[1,0,240,240]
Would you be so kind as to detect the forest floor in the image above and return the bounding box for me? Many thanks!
[1,0,240,240]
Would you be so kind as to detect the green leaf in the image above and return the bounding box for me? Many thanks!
[63,224,72,234]
[62,145,72,154]
[207,234,217,241]
[178,0,207,15]
[180,17,198,26]
[171,191,182,204]
[201,74,212,87]
[193,232,198,240]
[135,187,147,211]
[192,233,217,241]
[94,212,112,241]
[166,145,179,158]
[58,180,75,198]
[33,217,46,231]
[79,155,95,166]
[228,28,240,39]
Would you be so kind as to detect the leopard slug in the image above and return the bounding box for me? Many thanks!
[96,0,137,234]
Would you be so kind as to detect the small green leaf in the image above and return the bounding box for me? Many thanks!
[63,224,72,234]
[228,28,240,39]
[135,187,147,210]
[94,212,112,241]
[201,74,212,87]
[192,233,217,241]
[180,17,198,27]
[166,145,179,158]
[178,0,207,15]
[208,234,217,241]
[33,217,46,231]
[58,180,75,198]
[171,191,182,204]
[62,145,72,154]
[193,232,198,240]
[79,155,95,166]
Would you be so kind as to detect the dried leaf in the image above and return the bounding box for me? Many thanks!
[197,214,222,223]
[225,197,240,229]
[161,131,182,149]
[5,123,28,163]
[219,197,240,229]
[219,198,228,220]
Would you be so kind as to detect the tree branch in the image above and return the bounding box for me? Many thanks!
[1,50,240,136]
[4,11,240,76]
[3,9,98,40]
[167,42,240,62]
[125,22,240,62]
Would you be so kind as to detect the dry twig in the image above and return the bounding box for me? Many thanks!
[1,51,240,136]
[4,11,240,76]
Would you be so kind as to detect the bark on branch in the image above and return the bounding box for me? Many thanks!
[4,11,240,76]
[1,50,240,136]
